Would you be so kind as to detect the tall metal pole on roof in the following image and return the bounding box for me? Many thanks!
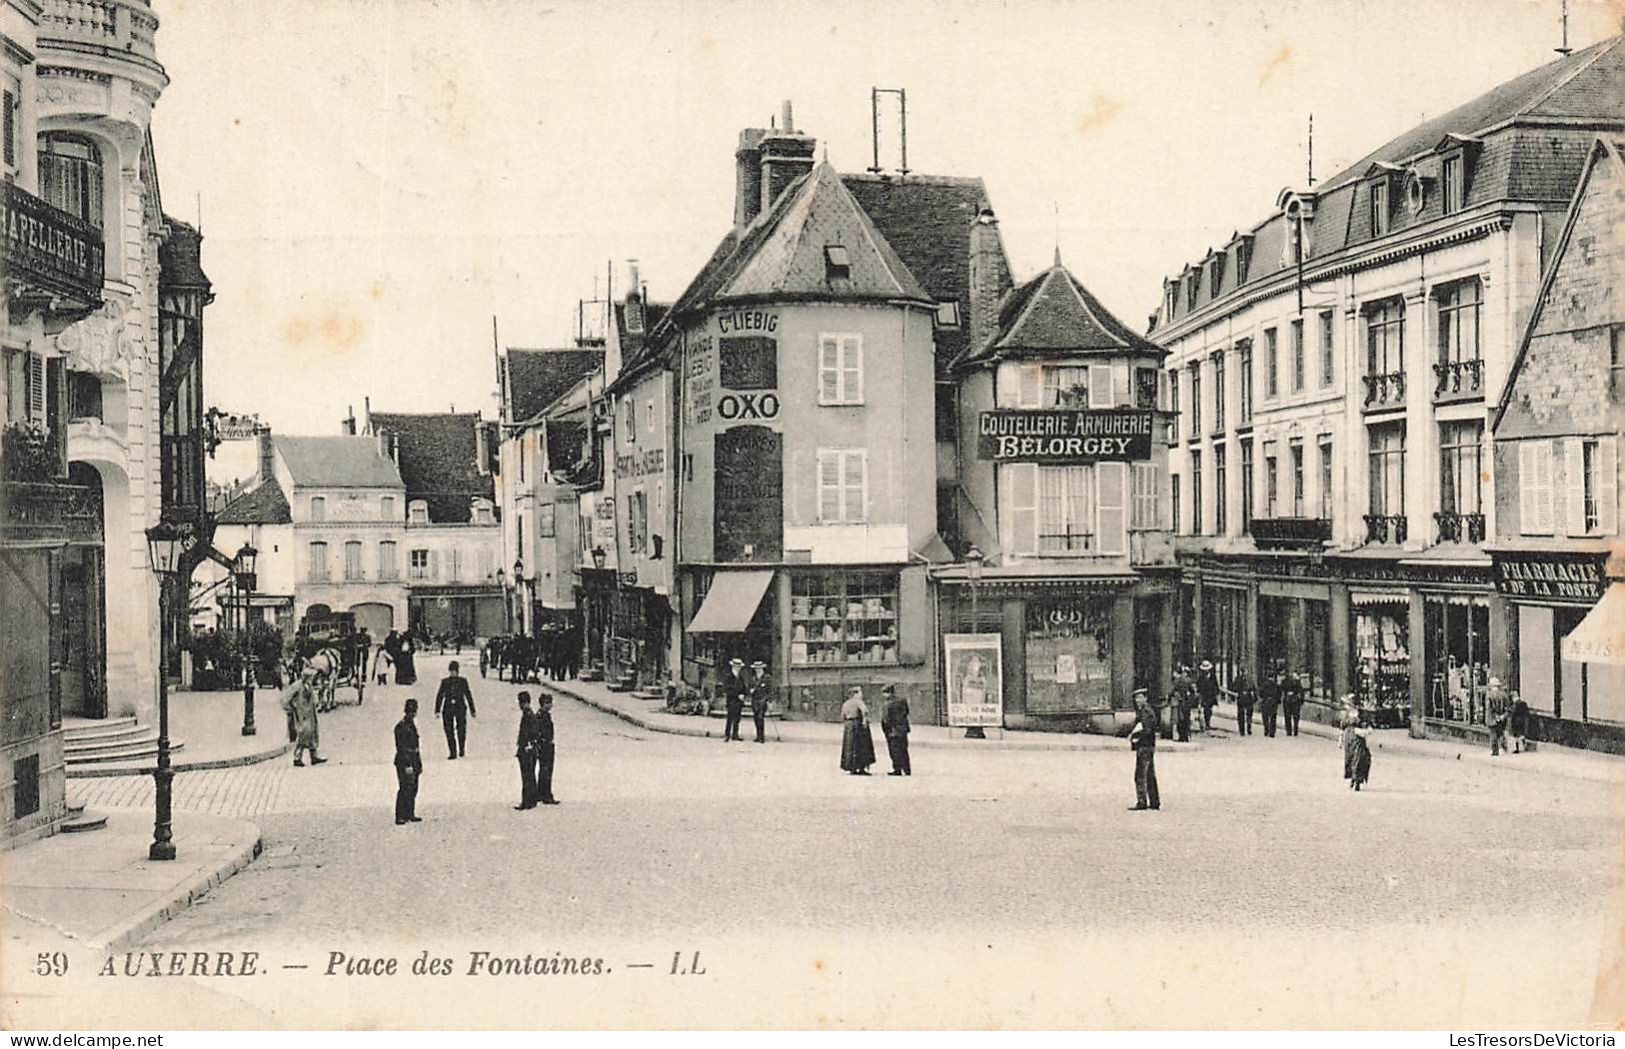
[869,88,882,174]
[1306,114,1315,188]
[1557,0,1573,55]
[898,88,908,177]
[869,88,910,176]
[491,315,503,424]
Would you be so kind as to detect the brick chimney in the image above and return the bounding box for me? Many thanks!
[968,206,1011,355]
[735,127,767,228]
[256,430,275,485]
[341,405,356,435]
[624,259,644,334]
[758,100,815,215]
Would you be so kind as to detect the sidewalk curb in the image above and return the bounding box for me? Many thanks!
[1211,708,1622,783]
[541,680,1204,753]
[67,741,293,779]
[90,817,264,953]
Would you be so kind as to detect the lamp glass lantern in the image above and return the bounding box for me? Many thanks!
[145,521,187,578]
[513,558,525,581]
[233,542,258,593]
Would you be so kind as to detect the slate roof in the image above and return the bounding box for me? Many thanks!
[841,173,995,368]
[274,436,404,489]
[1156,35,1625,331]
[214,475,291,525]
[368,411,495,524]
[963,255,1163,366]
[159,215,210,288]
[505,348,604,423]
[609,300,673,389]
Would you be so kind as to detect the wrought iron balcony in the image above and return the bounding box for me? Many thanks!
[2,422,66,483]
[1250,516,1332,550]
[1363,513,1408,544]
[1433,359,1484,400]
[1434,511,1486,544]
[1362,371,1406,410]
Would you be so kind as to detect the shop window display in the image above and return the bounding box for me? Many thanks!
[1352,599,1411,727]
[1025,597,1115,712]
[1424,595,1491,724]
[1258,594,1332,705]
[790,571,899,666]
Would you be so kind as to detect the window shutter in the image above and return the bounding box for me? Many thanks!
[817,451,841,522]
[1113,363,1130,406]
[428,549,439,580]
[842,338,863,404]
[1098,462,1127,554]
[1088,364,1114,408]
[843,450,867,523]
[1004,463,1038,556]
[1598,438,1619,536]
[1522,440,1554,534]
[1018,365,1042,409]
[1518,442,1536,533]
[3,89,14,169]
[1564,438,1586,537]
[26,353,46,426]
[819,338,840,404]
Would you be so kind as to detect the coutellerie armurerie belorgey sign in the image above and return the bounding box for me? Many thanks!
[977,409,1155,462]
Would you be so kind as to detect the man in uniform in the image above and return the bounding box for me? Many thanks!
[434,659,477,759]
[1231,667,1257,736]
[1259,670,1282,738]
[534,693,559,805]
[1485,676,1512,756]
[394,698,422,824]
[1281,671,1305,736]
[721,656,749,742]
[1129,688,1160,811]
[748,659,772,743]
[880,684,911,776]
[1171,664,1195,743]
[514,691,538,809]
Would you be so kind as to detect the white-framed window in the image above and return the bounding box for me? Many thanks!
[1568,437,1617,537]
[1040,365,1089,408]
[1441,154,1463,216]
[380,495,397,521]
[1370,178,1391,236]
[816,449,868,523]
[379,540,399,580]
[309,495,326,521]
[344,540,363,580]
[38,133,104,229]
[1131,463,1162,530]
[818,334,863,406]
[308,541,328,582]
[472,500,494,525]
[408,500,428,525]
[1003,462,1126,556]
[409,548,432,580]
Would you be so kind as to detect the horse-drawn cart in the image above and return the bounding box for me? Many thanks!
[289,611,369,711]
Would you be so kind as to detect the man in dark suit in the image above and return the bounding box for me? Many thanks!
[748,659,772,743]
[1282,672,1305,736]
[434,660,477,759]
[1129,688,1160,811]
[1196,660,1220,732]
[881,684,911,776]
[534,693,559,805]
[1259,672,1282,738]
[394,699,422,824]
[1171,664,1195,743]
[514,691,538,810]
[1231,668,1257,736]
[721,657,748,742]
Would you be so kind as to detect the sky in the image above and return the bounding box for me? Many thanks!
[147,0,1622,446]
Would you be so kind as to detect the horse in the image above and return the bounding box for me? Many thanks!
[291,646,344,711]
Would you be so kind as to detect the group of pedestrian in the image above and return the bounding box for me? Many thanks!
[1167,661,1221,741]
[379,629,417,686]
[1254,667,1304,737]
[719,656,772,743]
[389,662,562,824]
[1485,676,1531,756]
[838,684,911,776]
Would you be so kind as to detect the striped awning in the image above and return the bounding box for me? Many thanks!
[1562,583,1625,666]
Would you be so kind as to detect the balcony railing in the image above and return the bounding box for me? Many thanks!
[1433,359,1484,400]
[40,0,160,65]
[1363,514,1408,544]
[1362,371,1406,410]
[1250,516,1332,550]
[1434,511,1486,544]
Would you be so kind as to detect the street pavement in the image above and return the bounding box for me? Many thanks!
[34,652,1625,1029]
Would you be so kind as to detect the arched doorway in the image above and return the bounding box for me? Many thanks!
[62,462,106,718]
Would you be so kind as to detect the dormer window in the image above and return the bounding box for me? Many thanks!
[1235,237,1252,285]
[1370,178,1392,236]
[934,301,961,329]
[1185,270,1201,311]
[408,499,429,525]
[1163,281,1177,320]
[472,499,494,525]
[824,245,850,280]
[1207,252,1226,297]
[1441,154,1463,215]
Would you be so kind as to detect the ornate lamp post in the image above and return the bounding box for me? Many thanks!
[234,543,258,736]
[964,545,986,740]
[144,522,186,861]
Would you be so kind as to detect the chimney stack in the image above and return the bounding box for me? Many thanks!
[968,207,1011,355]
[624,260,645,335]
[758,100,815,215]
[256,429,275,485]
[734,127,767,228]
[341,405,356,435]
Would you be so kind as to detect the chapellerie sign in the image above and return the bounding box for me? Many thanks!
[977,409,1154,463]
[1490,551,1607,604]
[2,182,105,303]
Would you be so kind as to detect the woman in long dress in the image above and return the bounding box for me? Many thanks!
[396,635,418,686]
[1338,693,1361,781]
[1348,720,1373,791]
[839,686,876,775]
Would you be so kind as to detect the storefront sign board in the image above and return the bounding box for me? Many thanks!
[976,409,1154,463]
[1491,551,1607,604]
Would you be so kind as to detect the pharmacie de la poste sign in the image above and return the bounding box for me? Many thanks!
[977,409,1155,463]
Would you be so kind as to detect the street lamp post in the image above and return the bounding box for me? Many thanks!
[513,558,525,636]
[144,522,186,861]
[234,543,258,737]
[964,545,986,740]
[496,567,509,633]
